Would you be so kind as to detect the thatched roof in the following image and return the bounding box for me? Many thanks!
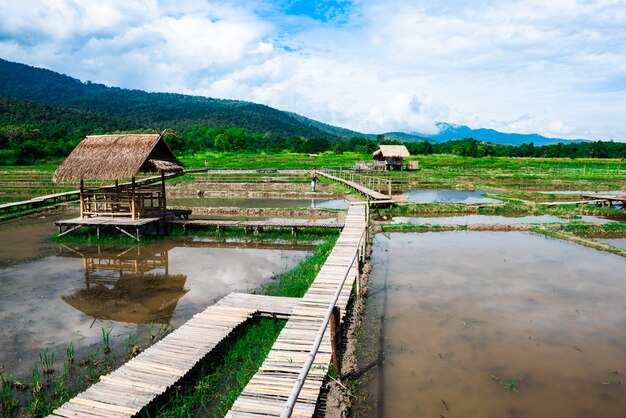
[53,134,184,181]
[373,145,411,160]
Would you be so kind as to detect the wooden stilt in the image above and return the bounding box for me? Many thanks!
[79,179,84,218]
[131,177,136,220]
[161,171,166,212]
[330,306,341,377]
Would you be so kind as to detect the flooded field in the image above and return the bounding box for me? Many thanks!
[596,238,626,251]
[383,214,613,225]
[403,189,501,204]
[169,196,349,209]
[0,216,309,378]
[539,190,625,195]
[357,231,626,417]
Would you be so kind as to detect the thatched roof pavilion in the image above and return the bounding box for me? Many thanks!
[372,144,410,170]
[53,134,183,181]
[54,134,184,220]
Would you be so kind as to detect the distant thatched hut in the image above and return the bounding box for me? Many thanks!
[54,134,183,219]
[372,145,410,170]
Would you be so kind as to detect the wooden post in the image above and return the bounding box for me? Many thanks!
[330,306,341,376]
[356,248,361,296]
[388,179,392,197]
[161,171,167,212]
[131,177,136,220]
[79,179,84,218]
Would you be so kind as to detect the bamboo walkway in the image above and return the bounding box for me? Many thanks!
[317,170,389,201]
[49,205,367,418]
[49,293,300,418]
[226,204,367,417]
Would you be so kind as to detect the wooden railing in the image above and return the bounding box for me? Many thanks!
[280,204,369,417]
[320,168,392,196]
[81,185,165,218]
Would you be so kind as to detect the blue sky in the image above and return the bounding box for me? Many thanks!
[1,0,626,140]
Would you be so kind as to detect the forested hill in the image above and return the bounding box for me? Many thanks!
[0,58,327,138]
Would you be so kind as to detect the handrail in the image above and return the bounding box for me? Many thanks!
[319,168,392,196]
[280,221,367,418]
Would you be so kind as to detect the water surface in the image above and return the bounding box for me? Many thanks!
[403,189,501,204]
[386,214,613,225]
[596,238,626,251]
[357,231,626,417]
[170,197,349,209]
[0,217,309,377]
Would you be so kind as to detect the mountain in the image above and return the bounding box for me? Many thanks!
[0,58,594,147]
[413,122,590,146]
[0,58,329,139]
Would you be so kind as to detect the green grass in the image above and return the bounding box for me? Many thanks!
[144,318,285,418]
[51,224,339,246]
[143,235,336,417]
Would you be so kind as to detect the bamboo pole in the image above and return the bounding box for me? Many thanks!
[131,177,136,220]
[79,179,84,218]
[161,171,166,212]
[330,306,341,376]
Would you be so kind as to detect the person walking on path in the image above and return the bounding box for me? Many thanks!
[311,169,318,192]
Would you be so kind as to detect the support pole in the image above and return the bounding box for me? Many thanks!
[131,177,136,220]
[329,306,341,377]
[161,171,167,212]
[79,179,84,218]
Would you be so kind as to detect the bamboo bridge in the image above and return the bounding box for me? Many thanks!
[317,169,392,202]
[49,204,368,418]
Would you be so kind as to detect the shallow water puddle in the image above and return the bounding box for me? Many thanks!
[357,231,626,417]
[0,228,308,377]
[384,214,613,225]
[596,238,626,251]
[402,189,501,204]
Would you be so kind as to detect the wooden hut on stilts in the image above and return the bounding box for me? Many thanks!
[53,133,190,240]
[372,145,410,170]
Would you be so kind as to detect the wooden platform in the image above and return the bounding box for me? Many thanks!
[317,170,390,201]
[54,210,192,241]
[227,204,367,417]
[49,293,299,418]
[581,194,626,208]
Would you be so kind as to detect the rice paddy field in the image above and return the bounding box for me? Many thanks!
[1,153,625,417]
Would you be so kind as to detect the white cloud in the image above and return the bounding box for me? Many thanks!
[1,0,626,140]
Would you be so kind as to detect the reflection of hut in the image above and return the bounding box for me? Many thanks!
[62,273,187,324]
[53,134,184,220]
[372,145,410,170]
[59,244,187,324]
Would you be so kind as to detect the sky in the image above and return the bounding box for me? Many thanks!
[1,0,626,140]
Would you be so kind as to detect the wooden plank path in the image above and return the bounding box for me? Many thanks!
[49,293,300,418]
[317,170,389,201]
[226,204,367,417]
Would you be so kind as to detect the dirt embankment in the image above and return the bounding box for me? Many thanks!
[169,206,344,219]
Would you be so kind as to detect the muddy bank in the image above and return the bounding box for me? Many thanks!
[169,182,334,192]
[170,190,341,199]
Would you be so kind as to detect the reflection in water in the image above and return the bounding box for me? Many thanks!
[357,232,626,417]
[0,237,308,377]
[59,245,187,324]
[403,189,501,204]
